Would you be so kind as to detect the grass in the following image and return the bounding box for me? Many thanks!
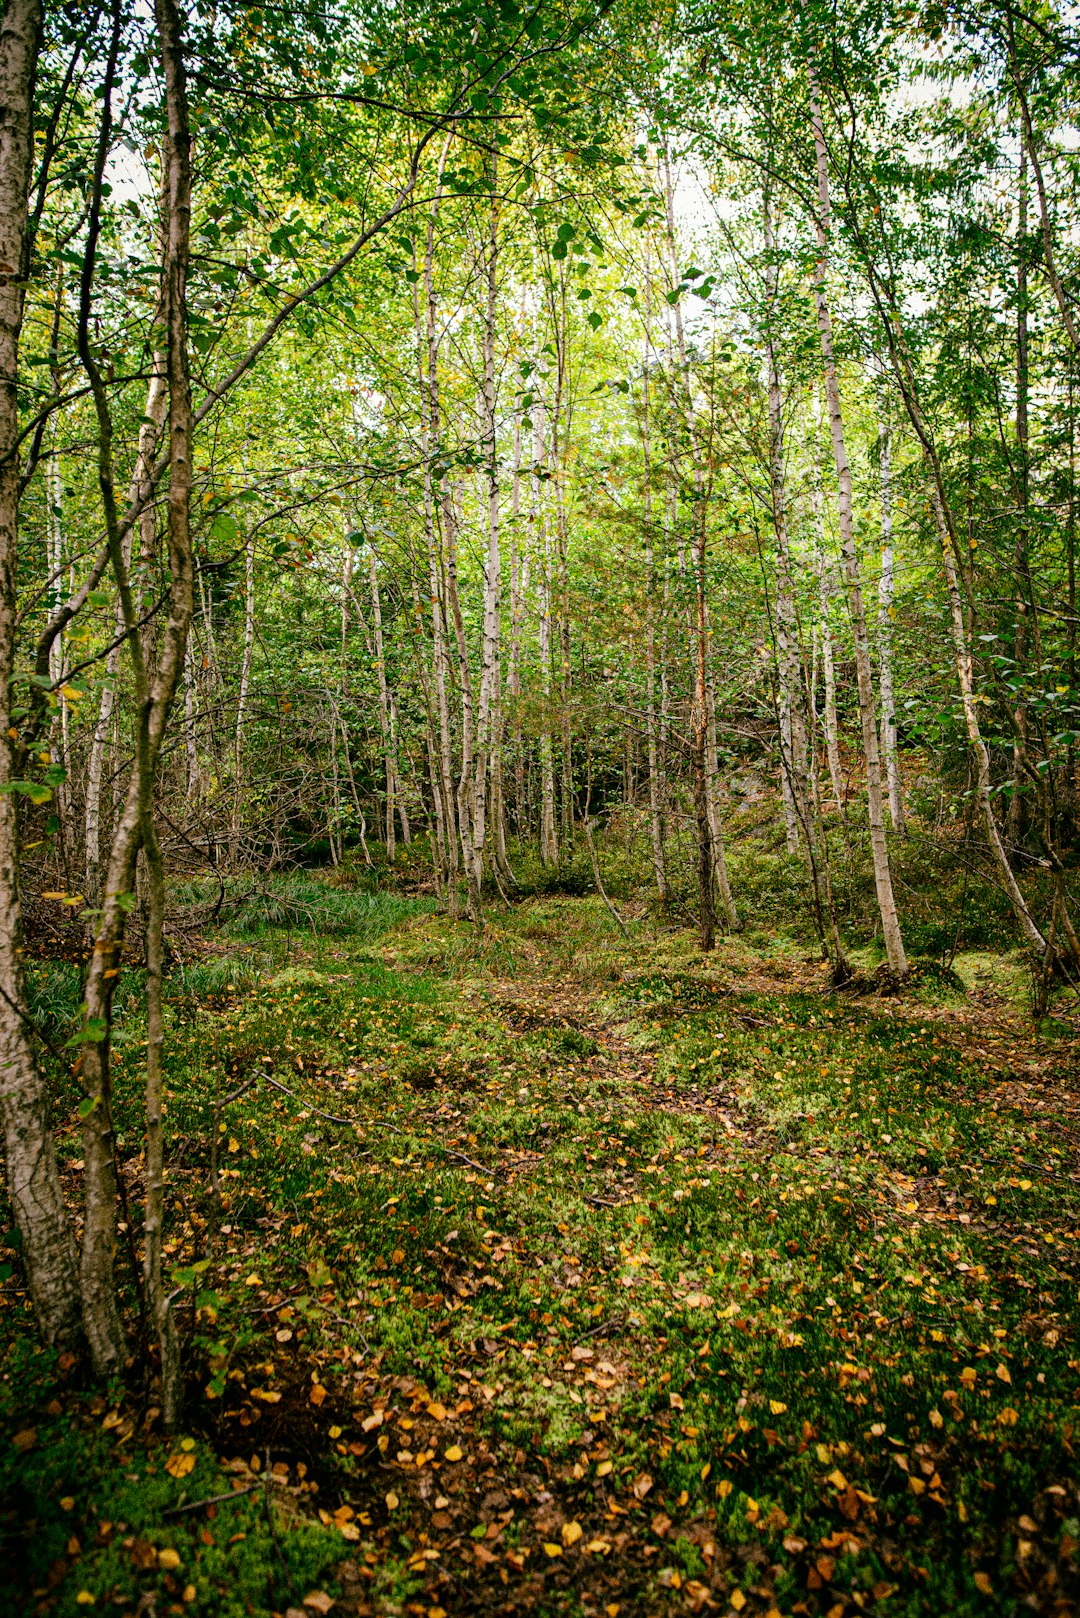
[2,877,1079,1617]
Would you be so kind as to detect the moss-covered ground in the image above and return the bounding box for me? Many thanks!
[3,878,1079,1617]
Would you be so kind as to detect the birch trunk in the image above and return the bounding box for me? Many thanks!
[414,139,460,903]
[368,546,396,862]
[640,288,667,902]
[808,71,907,976]
[230,526,255,861]
[0,0,82,1350]
[764,191,806,853]
[877,418,904,834]
[472,158,501,889]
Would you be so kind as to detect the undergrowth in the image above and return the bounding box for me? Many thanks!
[2,876,1078,1617]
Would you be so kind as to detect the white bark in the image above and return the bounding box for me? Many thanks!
[809,70,907,976]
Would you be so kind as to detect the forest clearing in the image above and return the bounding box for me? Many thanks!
[3,0,1080,1612]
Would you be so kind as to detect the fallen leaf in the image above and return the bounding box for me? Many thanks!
[303,1595,335,1615]
[310,1383,327,1407]
[12,1428,36,1453]
[165,1451,196,1478]
[158,1549,181,1570]
[974,1573,993,1595]
[543,1542,563,1558]
[632,1472,653,1499]
[562,1520,583,1546]
[444,1445,463,1462]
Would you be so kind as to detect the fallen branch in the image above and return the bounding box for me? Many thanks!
[162,1482,259,1517]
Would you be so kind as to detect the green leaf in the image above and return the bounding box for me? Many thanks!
[209,512,239,546]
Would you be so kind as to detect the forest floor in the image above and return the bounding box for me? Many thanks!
[3,882,1080,1618]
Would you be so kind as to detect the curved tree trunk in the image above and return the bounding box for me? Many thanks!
[0,0,82,1350]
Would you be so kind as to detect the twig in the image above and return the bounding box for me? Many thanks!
[574,1312,626,1346]
[265,1448,299,1603]
[445,1148,501,1178]
[265,1074,355,1124]
[582,814,631,941]
[162,1482,260,1517]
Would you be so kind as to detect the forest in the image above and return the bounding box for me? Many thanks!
[2,0,1080,1612]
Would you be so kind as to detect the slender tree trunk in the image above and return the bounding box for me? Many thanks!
[473,157,501,889]
[811,426,844,815]
[877,415,904,834]
[536,406,558,866]
[79,0,196,1374]
[809,71,907,976]
[0,0,81,1351]
[640,284,667,902]
[764,191,807,853]
[1008,147,1031,844]
[231,526,255,862]
[368,546,396,861]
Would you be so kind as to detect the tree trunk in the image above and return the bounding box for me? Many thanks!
[877,415,904,834]
[368,545,396,862]
[640,284,667,902]
[808,70,907,976]
[78,0,196,1374]
[0,0,82,1351]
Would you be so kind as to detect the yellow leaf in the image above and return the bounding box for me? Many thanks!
[182,1588,196,1604]
[587,1537,612,1554]
[562,1520,583,1546]
[385,1491,399,1510]
[158,1548,181,1569]
[60,1497,75,1511]
[769,1400,787,1415]
[76,1595,95,1607]
[908,1476,926,1495]
[228,1138,240,1154]
[995,1363,1012,1385]
[251,1389,281,1404]
[596,1460,613,1477]
[165,1451,196,1479]
[339,1522,360,1541]
[328,1425,342,1439]
[974,1573,992,1595]
[444,1445,463,1462]
[543,1542,563,1558]
[730,1592,747,1612]
[362,1411,383,1432]
[391,1249,405,1264]
[243,1272,261,1286]
[718,1480,733,1499]
[310,1383,327,1407]
[827,1469,848,1491]
[428,1401,447,1422]
[929,1409,943,1428]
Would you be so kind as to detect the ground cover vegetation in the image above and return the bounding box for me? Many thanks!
[2,0,1080,1611]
